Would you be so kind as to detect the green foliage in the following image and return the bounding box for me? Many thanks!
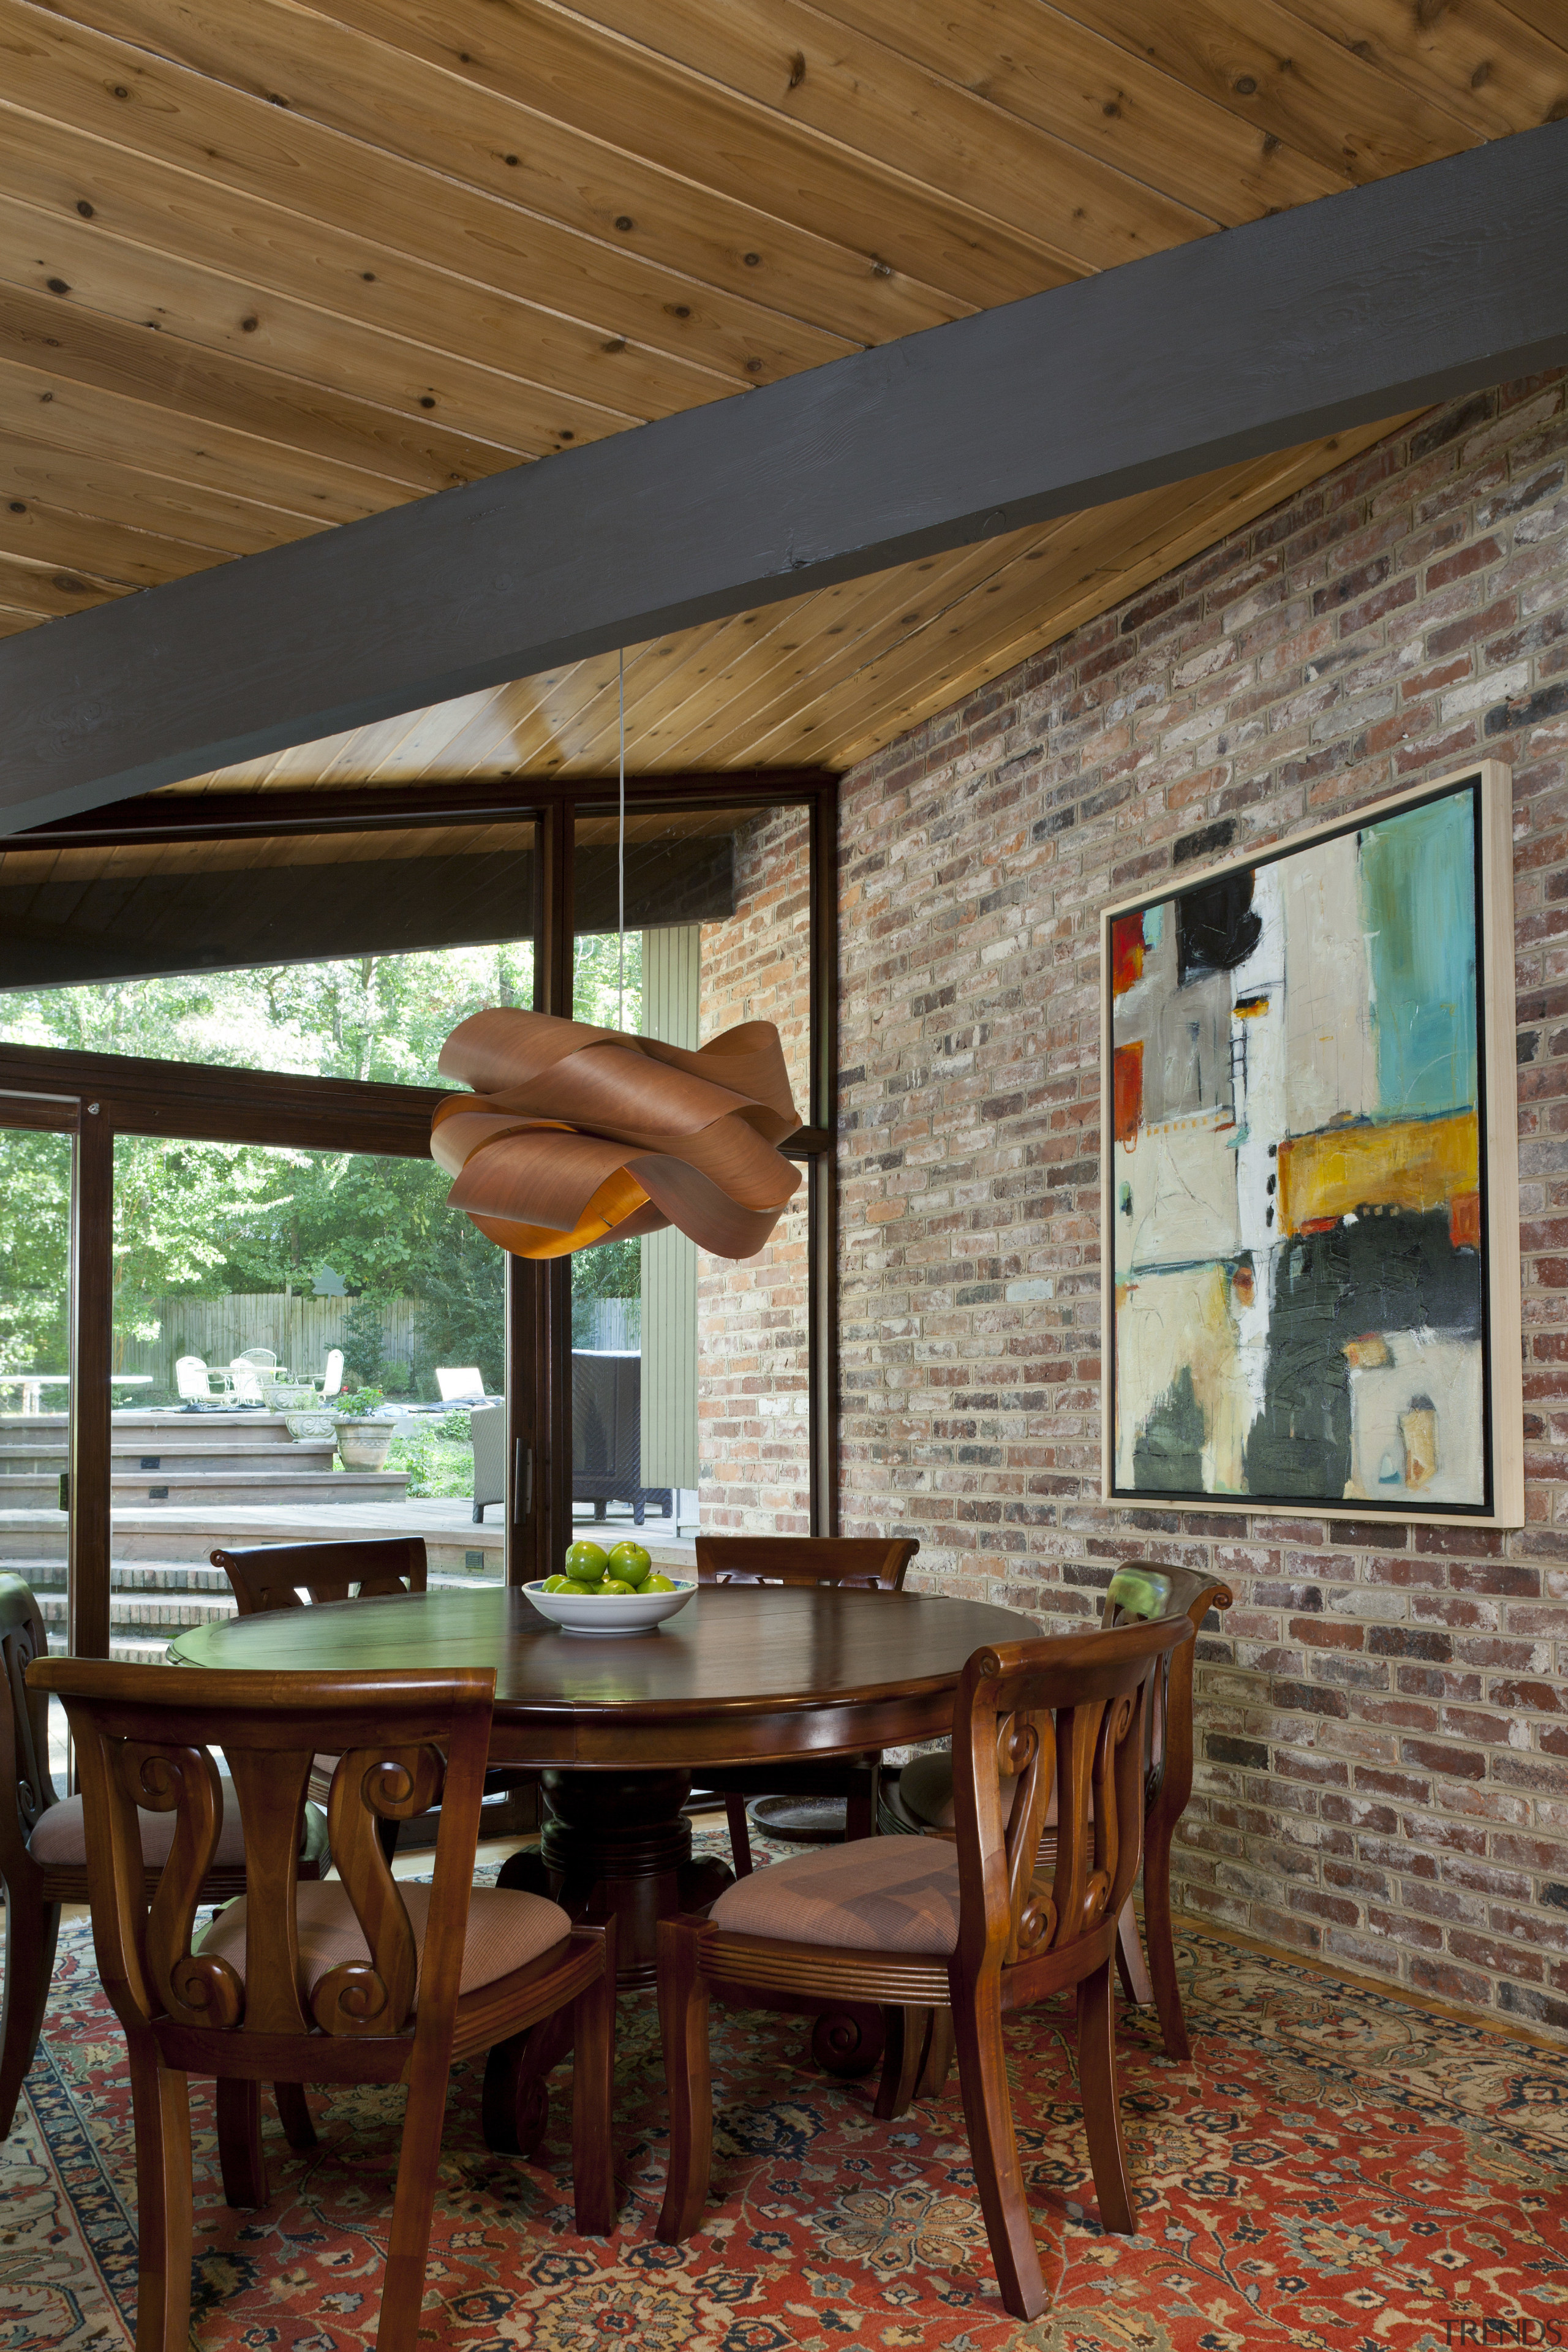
[0,942,535,1381]
[0,1131,71,1376]
[386,1423,475,1500]
[0,930,656,1392]
[341,1293,388,1390]
[413,1213,505,1395]
[336,1385,386,1417]
[573,930,643,1032]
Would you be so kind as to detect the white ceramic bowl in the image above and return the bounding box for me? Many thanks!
[523,1577,697,1637]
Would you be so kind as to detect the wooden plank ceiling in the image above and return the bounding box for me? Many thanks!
[4,0,1566,790]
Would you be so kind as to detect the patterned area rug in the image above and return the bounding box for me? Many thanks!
[7,1835,1568,2352]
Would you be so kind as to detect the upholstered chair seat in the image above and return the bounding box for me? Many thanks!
[710,1837,963,1955]
[29,1781,329,1874]
[202,1883,571,2005]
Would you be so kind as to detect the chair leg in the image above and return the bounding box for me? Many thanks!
[873,2006,930,2122]
[724,1794,753,1877]
[1076,1956,1135,2236]
[845,1766,878,1845]
[274,2083,318,2150]
[1114,1898,1154,2008]
[916,2006,955,2100]
[570,1928,617,2237]
[655,1917,712,2244]
[216,2077,268,2207]
[0,1883,59,2138]
[952,1977,1047,2323]
[375,2058,453,2352]
[1140,1817,1191,2060]
[127,2042,194,2352]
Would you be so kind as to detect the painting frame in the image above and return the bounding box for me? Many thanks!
[1099,760,1521,1528]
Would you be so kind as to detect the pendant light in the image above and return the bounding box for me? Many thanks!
[431,650,802,1262]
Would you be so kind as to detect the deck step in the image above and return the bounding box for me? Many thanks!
[0,1438,337,1474]
[0,1469,409,1507]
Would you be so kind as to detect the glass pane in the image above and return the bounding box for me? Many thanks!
[109,1136,508,1643]
[570,805,812,1544]
[0,1121,74,1783]
[0,822,535,1086]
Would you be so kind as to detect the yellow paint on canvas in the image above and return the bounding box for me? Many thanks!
[1276,1111,1478,1237]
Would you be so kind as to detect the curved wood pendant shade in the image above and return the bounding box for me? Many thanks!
[431,1008,803,1261]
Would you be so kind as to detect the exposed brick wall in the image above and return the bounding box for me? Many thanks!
[697,806,812,1532]
[837,375,1568,2036]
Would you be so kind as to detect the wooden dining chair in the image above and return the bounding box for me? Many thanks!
[213,1534,428,1616]
[28,1653,617,2352]
[0,1571,330,2144]
[211,1537,537,1844]
[882,1562,1233,2060]
[692,1536,919,1874]
[657,1612,1186,2318]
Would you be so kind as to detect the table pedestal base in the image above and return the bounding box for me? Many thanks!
[486,1769,883,2157]
[488,1768,731,2156]
[497,1768,733,1985]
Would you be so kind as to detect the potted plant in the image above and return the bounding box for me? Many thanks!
[333,1385,394,1472]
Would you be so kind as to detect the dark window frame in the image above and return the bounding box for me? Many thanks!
[0,769,839,1650]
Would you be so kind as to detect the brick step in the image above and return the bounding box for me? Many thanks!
[36,1589,237,1632]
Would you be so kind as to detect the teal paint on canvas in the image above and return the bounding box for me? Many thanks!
[1359,793,1477,1117]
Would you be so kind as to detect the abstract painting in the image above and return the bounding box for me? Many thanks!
[1101,764,1521,1523]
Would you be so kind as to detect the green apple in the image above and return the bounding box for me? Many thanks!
[643,1572,677,1593]
[540,1575,569,1593]
[564,1540,610,1585]
[606,1540,652,1588]
[599,1577,636,1595]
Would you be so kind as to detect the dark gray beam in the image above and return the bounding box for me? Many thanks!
[4,123,1566,831]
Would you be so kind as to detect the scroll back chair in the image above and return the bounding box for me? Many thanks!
[210,1537,537,1841]
[883,1562,1233,2060]
[657,1613,1188,2320]
[29,1656,617,2352]
[692,1536,919,1874]
[0,1571,330,2141]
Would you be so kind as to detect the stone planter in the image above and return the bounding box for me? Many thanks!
[265,1381,317,1413]
[334,1415,395,1472]
[284,1407,339,1442]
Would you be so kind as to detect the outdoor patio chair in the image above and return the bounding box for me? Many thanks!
[469,1401,505,1524]
[228,1357,266,1404]
[30,1652,617,2352]
[174,1354,230,1406]
[0,1572,329,2142]
[692,1536,919,1874]
[881,1562,1234,2062]
[657,1613,1188,2319]
[322,1347,344,1400]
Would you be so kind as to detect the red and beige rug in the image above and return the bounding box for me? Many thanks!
[7,1844,1568,2352]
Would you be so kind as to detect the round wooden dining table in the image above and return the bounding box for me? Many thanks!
[169,1578,1033,1983]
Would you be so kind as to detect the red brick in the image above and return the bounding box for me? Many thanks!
[837,372,1568,2042]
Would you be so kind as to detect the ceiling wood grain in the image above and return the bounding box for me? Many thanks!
[4,0,1564,790]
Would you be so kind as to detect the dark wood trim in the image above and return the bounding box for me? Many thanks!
[808,1155,839,1541]
[0,1091,80,1134]
[19,772,836,846]
[2,124,1564,829]
[0,1044,442,1156]
[809,782,839,1536]
[69,1108,113,1660]
[505,802,575,1586]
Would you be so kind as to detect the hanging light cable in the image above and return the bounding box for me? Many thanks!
[617,644,627,1032]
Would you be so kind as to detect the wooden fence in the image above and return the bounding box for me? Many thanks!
[115,1295,421,1392]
